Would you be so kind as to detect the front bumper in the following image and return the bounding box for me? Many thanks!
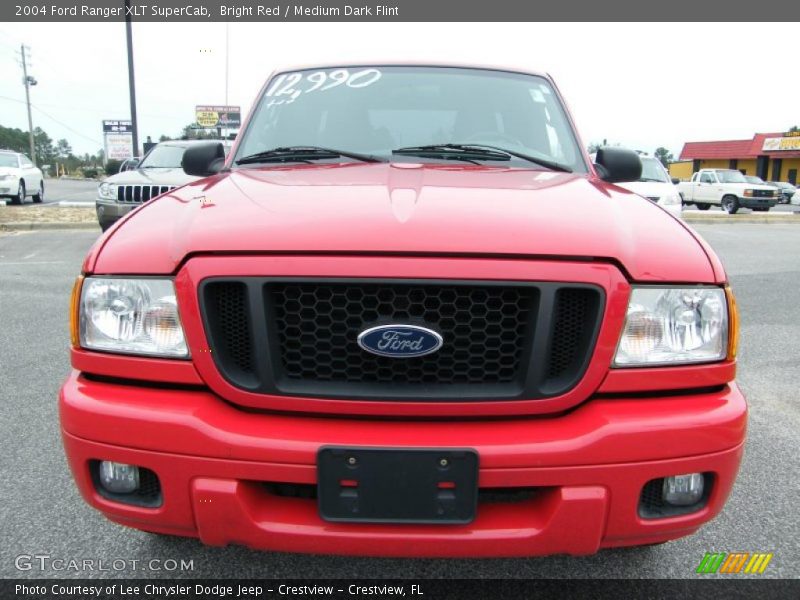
[95,199,134,228]
[739,197,777,209]
[60,371,747,557]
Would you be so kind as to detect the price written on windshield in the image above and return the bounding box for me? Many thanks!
[265,68,382,106]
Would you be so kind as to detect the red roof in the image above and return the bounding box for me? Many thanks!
[679,139,753,160]
[680,133,800,160]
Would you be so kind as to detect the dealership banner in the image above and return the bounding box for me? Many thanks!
[4,0,800,21]
[196,105,242,128]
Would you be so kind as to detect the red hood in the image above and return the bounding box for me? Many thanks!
[87,162,718,282]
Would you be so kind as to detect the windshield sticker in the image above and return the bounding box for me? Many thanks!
[265,68,382,107]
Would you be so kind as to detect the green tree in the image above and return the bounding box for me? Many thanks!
[56,138,73,159]
[105,160,122,176]
[654,147,674,167]
[0,125,28,153]
[33,127,56,164]
[181,123,217,140]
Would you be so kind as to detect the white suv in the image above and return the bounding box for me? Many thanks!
[615,155,683,218]
[0,150,44,204]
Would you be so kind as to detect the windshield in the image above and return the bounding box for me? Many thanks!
[139,144,187,168]
[744,175,763,184]
[639,157,669,182]
[235,66,587,171]
[716,170,747,183]
[0,154,18,168]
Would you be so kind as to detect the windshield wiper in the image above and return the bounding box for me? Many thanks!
[236,146,384,165]
[392,143,572,172]
[392,144,509,165]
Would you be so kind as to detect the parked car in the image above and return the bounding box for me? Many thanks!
[0,150,44,204]
[791,188,800,206]
[61,64,745,557]
[615,155,682,218]
[766,181,796,204]
[678,168,778,213]
[95,140,225,231]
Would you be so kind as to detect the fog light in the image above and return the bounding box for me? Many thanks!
[98,461,140,494]
[662,473,704,506]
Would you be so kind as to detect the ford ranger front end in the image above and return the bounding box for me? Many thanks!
[60,65,746,557]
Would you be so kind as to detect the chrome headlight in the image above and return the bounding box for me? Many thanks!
[79,278,188,357]
[98,182,118,200]
[613,287,728,366]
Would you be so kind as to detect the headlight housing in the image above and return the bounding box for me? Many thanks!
[613,287,729,366]
[79,277,188,357]
[0,174,12,181]
[98,182,118,200]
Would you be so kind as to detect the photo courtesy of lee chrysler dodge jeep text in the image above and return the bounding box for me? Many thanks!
[60,64,745,557]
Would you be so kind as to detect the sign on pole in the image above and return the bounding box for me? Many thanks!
[195,105,242,129]
[102,120,134,163]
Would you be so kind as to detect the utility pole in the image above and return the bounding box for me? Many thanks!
[223,22,229,141]
[19,44,37,166]
[124,0,140,158]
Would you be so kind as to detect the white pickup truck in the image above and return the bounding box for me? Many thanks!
[678,168,778,213]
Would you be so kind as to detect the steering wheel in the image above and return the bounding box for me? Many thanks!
[463,131,524,147]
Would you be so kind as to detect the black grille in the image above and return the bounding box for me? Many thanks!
[117,184,174,203]
[272,283,533,385]
[751,189,774,198]
[261,482,540,505]
[200,279,603,402]
[548,288,596,380]
[202,282,256,386]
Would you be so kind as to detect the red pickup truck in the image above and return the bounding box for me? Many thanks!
[60,64,746,557]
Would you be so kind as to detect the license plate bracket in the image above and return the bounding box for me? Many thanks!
[317,447,478,524]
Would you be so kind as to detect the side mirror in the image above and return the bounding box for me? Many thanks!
[120,158,139,172]
[182,142,226,177]
[671,177,680,185]
[593,147,642,183]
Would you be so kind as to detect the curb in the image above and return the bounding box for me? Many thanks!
[0,222,100,231]
[683,215,800,224]
[57,201,95,207]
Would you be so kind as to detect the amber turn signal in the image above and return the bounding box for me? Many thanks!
[725,285,739,360]
[70,275,84,348]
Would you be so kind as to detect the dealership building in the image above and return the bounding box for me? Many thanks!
[669,131,800,184]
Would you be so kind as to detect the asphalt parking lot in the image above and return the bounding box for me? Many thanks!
[0,224,798,579]
[1,178,98,206]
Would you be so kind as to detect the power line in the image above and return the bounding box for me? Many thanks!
[31,105,103,146]
[0,94,101,145]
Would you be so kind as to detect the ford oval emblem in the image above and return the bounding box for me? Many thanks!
[357,324,443,358]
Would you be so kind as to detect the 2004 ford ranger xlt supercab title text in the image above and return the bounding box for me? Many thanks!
[60,64,746,557]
